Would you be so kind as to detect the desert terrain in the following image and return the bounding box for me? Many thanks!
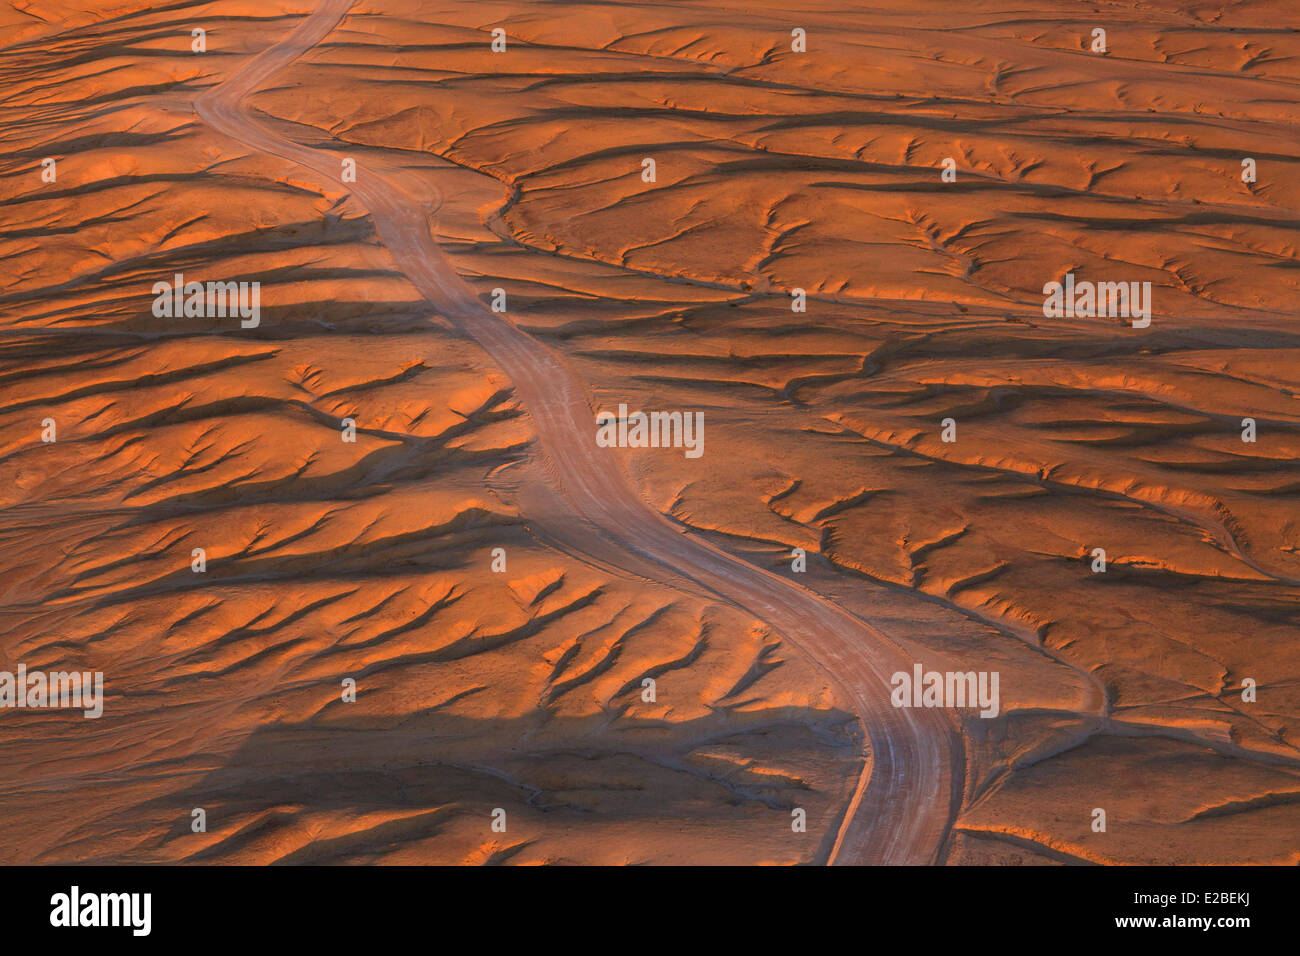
[0,0,1297,864]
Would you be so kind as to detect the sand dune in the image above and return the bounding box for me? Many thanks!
[1,0,1297,864]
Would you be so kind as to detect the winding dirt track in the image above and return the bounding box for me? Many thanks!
[194,0,961,865]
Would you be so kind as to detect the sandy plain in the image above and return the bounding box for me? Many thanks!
[0,0,1297,864]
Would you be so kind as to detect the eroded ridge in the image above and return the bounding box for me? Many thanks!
[2,0,1297,865]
